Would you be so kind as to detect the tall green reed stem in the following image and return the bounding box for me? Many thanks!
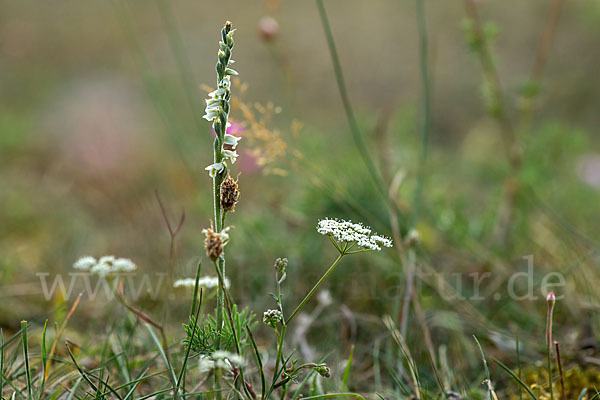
[315,0,394,213]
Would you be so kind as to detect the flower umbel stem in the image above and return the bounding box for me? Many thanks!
[287,253,344,324]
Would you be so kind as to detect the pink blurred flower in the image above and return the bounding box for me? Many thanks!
[212,120,260,174]
[258,16,280,43]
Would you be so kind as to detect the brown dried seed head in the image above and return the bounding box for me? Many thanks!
[220,176,240,212]
[204,228,223,261]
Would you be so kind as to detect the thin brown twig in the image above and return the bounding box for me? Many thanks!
[45,294,82,380]
[554,341,566,400]
[465,0,566,245]
[410,284,438,371]
[154,190,186,326]
[463,0,522,246]
[463,0,517,161]
[519,0,566,129]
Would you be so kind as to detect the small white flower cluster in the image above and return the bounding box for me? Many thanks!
[317,218,393,251]
[173,276,231,289]
[73,256,137,277]
[198,350,244,373]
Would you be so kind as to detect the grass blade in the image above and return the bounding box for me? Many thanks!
[65,377,83,400]
[300,394,365,400]
[246,325,266,399]
[65,343,123,400]
[144,324,177,397]
[39,320,48,400]
[517,337,522,400]
[493,358,539,400]
[65,343,99,393]
[45,294,81,381]
[472,335,491,382]
[342,344,354,392]
[315,0,392,210]
[21,321,32,400]
[1,328,4,398]
[177,263,203,391]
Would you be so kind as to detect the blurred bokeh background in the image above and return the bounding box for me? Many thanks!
[2,0,600,392]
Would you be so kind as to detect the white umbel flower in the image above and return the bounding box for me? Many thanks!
[73,255,138,276]
[73,256,96,271]
[196,349,245,373]
[317,218,393,251]
[112,258,137,272]
[173,276,230,289]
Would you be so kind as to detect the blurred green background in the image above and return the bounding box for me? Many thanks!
[2,0,600,391]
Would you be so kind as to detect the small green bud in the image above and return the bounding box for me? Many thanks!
[405,229,420,248]
[213,118,223,136]
[225,32,235,48]
[218,49,227,65]
[274,258,288,275]
[313,364,330,378]
[263,309,283,329]
[216,62,225,79]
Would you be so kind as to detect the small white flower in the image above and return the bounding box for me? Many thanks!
[203,108,219,122]
[222,150,238,164]
[205,162,225,178]
[318,290,333,307]
[112,258,137,273]
[219,76,231,89]
[208,88,227,98]
[73,256,96,271]
[223,134,241,149]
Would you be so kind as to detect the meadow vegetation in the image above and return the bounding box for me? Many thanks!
[2,0,600,399]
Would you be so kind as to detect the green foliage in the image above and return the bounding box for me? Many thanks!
[183,305,255,356]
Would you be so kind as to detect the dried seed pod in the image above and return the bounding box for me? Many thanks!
[220,175,240,212]
[203,228,224,261]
